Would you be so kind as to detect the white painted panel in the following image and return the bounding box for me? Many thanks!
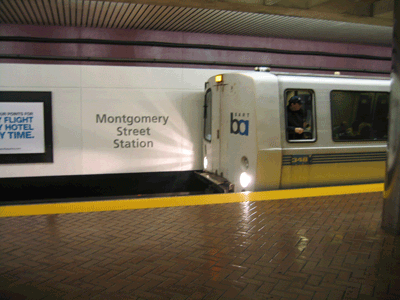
[0,88,82,177]
[0,64,223,178]
[81,66,185,89]
[0,64,81,88]
[180,91,203,170]
[81,88,193,174]
[53,89,83,175]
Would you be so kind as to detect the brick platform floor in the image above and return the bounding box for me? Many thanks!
[1,192,400,299]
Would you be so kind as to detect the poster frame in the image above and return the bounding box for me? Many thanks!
[0,91,53,164]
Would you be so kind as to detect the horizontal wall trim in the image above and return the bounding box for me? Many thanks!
[0,55,391,75]
[0,36,392,61]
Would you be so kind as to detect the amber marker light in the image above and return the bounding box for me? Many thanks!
[215,75,223,83]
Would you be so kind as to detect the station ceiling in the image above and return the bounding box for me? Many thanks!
[0,0,394,46]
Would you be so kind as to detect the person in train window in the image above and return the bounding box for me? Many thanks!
[334,121,352,140]
[357,122,373,139]
[287,96,307,140]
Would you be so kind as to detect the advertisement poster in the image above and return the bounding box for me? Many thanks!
[0,91,53,164]
[0,102,45,154]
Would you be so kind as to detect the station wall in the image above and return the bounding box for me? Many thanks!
[0,63,229,179]
[0,24,391,76]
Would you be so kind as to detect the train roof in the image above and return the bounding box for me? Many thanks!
[271,72,390,81]
[224,68,391,81]
[260,68,390,81]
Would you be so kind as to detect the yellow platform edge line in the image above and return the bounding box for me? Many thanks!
[0,183,384,218]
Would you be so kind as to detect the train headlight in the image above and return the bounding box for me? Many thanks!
[240,172,251,188]
[204,156,208,169]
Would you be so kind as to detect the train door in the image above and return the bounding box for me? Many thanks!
[203,74,253,189]
[203,80,222,174]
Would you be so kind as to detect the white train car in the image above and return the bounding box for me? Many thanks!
[201,70,390,192]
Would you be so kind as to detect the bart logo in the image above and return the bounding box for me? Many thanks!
[230,113,249,136]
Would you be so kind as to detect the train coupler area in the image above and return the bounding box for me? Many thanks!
[194,171,234,193]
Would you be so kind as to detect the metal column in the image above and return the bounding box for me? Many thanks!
[383,0,400,235]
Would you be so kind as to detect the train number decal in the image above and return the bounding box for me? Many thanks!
[291,155,312,165]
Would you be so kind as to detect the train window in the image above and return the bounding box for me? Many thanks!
[204,89,212,142]
[331,91,389,141]
[285,89,315,142]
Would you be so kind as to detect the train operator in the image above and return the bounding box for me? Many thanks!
[287,96,307,140]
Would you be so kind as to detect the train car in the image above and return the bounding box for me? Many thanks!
[200,69,390,192]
